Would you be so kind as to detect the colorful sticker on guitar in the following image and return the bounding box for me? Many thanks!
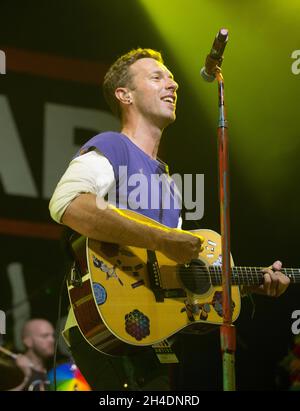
[203,303,211,313]
[212,254,222,266]
[125,309,150,341]
[181,302,195,322]
[131,280,145,289]
[92,283,107,305]
[211,291,235,317]
[181,301,212,322]
[92,255,123,286]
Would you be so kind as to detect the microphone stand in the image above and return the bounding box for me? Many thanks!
[215,68,236,391]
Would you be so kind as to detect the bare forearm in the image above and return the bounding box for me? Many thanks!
[62,193,166,250]
[62,194,203,263]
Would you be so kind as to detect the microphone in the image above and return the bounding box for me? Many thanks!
[200,28,229,82]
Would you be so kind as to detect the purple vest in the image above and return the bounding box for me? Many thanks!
[77,132,181,228]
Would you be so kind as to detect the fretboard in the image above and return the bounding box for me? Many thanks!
[208,266,300,286]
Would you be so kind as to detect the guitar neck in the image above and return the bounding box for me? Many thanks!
[0,345,17,360]
[208,266,300,286]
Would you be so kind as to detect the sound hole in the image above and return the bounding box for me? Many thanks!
[178,259,211,294]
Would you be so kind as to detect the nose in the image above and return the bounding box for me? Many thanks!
[166,78,178,92]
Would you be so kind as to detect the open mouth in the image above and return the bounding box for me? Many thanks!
[161,95,176,106]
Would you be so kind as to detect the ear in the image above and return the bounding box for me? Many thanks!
[115,87,132,105]
[23,336,33,349]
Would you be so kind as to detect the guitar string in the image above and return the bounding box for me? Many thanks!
[176,268,300,274]
[176,267,300,273]
[174,267,300,283]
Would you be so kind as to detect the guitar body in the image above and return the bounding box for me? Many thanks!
[67,211,241,356]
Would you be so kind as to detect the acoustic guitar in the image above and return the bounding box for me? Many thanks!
[67,210,299,356]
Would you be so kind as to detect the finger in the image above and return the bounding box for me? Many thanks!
[268,269,283,296]
[192,250,200,259]
[258,268,289,297]
[271,273,280,296]
[276,283,285,297]
[194,235,205,245]
[262,272,272,296]
[194,237,204,253]
[275,273,290,297]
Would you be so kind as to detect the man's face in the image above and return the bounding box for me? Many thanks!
[128,58,178,128]
[27,321,55,359]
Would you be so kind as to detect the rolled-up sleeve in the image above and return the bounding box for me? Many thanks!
[49,151,114,223]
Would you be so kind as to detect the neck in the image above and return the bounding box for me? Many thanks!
[121,117,163,159]
[208,266,300,286]
[25,350,46,372]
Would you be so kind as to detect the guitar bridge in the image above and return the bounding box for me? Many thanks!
[147,250,164,302]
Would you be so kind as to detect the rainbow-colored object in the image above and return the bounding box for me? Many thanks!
[125,309,150,341]
[48,362,91,391]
